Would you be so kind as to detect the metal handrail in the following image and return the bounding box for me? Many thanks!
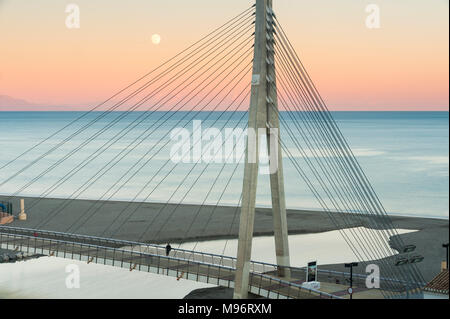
[0,225,274,269]
[253,272,342,299]
[0,231,236,272]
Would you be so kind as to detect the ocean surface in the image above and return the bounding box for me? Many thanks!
[0,111,448,219]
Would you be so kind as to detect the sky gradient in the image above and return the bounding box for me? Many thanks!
[0,0,448,111]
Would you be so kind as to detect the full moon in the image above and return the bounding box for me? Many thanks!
[152,34,161,45]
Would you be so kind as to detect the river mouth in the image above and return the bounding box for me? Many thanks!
[176,227,417,266]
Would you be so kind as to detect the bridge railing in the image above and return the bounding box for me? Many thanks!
[0,230,343,299]
[0,225,276,272]
[0,226,298,275]
[248,272,342,299]
[0,225,420,291]
[0,230,236,290]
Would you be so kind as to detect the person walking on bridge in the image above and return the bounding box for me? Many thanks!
[166,244,172,256]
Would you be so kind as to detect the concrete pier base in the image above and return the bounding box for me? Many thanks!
[18,199,27,221]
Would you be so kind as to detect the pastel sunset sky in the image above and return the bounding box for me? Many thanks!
[0,0,448,111]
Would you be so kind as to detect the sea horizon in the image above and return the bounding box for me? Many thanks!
[1,110,448,113]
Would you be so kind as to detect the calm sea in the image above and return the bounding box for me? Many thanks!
[0,111,448,219]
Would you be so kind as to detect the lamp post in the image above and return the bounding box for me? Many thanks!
[345,262,359,300]
[443,243,449,269]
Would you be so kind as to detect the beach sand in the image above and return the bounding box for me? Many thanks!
[0,195,448,282]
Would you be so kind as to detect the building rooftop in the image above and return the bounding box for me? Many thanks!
[424,269,449,295]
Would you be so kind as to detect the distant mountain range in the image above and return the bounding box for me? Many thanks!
[0,95,84,111]
[0,95,69,111]
[1,95,447,112]
[0,95,41,109]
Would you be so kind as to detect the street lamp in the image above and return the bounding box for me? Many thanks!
[443,243,449,269]
[345,262,359,300]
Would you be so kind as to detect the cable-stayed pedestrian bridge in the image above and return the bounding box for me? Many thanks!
[0,1,425,299]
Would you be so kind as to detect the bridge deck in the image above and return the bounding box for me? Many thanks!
[0,228,340,299]
[1,226,417,299]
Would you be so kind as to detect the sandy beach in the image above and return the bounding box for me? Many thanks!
[1,195,448,282]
